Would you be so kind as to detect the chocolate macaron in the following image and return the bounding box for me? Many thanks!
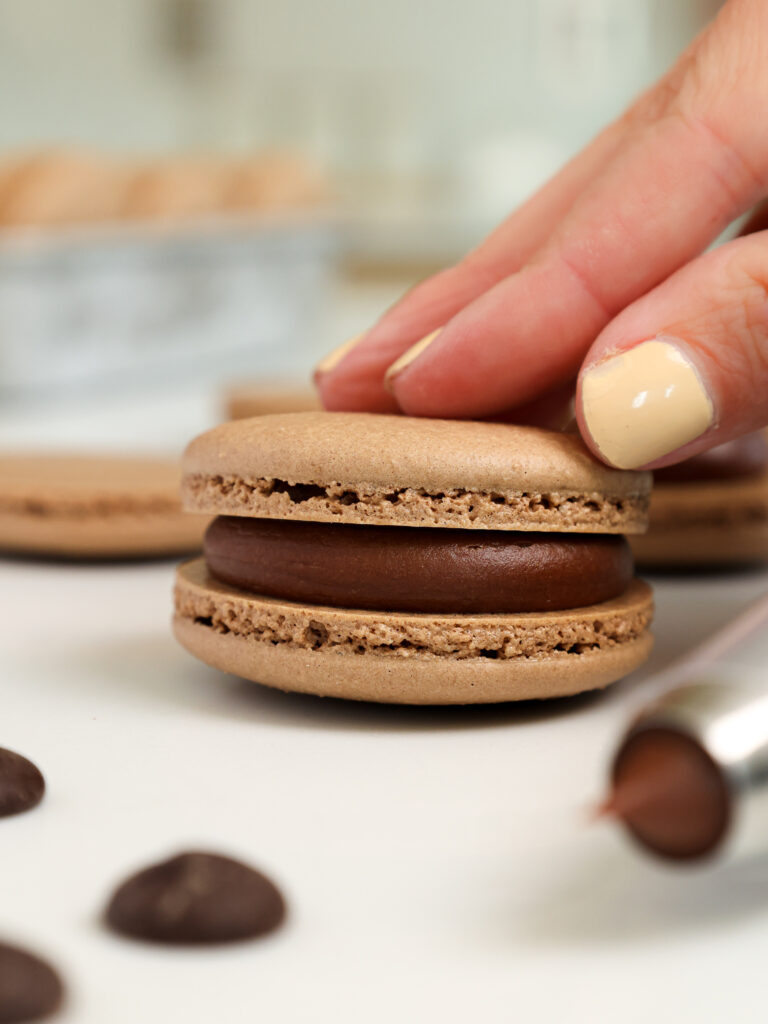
[174,413,654,704]
[631,431,768,568]
[0,453,208,559]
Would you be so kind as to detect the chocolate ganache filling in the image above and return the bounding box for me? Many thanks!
[203,516,633,614]
[654,431,768,484]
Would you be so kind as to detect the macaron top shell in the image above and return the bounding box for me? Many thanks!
[0,454,185,514]
[182,412,651,534]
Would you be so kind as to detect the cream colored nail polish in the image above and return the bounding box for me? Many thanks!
[384,329,441,389]
[581,338,714,468]
[315,333,365,375]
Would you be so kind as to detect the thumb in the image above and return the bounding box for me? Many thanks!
[576,231,768,469]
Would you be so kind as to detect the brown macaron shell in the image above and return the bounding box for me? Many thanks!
[653,432,768,484]
[633,432,768,567]
[631,473,768,567]
[0,454,208,558]
[182,413,651,534]
[175,560,653,704]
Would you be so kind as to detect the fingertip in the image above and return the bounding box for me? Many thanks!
[313,329,400,412]
[383,329,441,395]
[313,332,367,381]
[315,370,401,414]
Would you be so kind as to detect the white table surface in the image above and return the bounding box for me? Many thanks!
[3,284,768,1023]
[5,516,768,1024]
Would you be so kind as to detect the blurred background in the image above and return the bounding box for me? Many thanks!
[0,0,723,447]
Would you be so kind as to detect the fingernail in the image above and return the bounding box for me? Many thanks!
[581,337,714,468]
[315,333,365,376]
[384,329,441,391]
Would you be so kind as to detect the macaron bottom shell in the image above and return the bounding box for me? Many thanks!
[0,509,208,558]
[174,559,653,705]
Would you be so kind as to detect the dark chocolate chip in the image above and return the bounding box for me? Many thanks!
[0,750,45,819]
[0,941,64,1023]
[611,727,731,861]
[105,851,286,945]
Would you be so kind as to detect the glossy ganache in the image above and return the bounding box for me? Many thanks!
[204,516,634,614]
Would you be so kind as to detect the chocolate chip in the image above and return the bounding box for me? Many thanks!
[0,941,64,1022]
[0,750,44,819]
[105,851,286,944]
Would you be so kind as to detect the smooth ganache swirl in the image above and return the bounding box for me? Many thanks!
[203,516,634,614]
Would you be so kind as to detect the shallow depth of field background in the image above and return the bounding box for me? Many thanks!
[0,0,721,444]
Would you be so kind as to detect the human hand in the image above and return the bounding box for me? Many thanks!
[315,0,768,470]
